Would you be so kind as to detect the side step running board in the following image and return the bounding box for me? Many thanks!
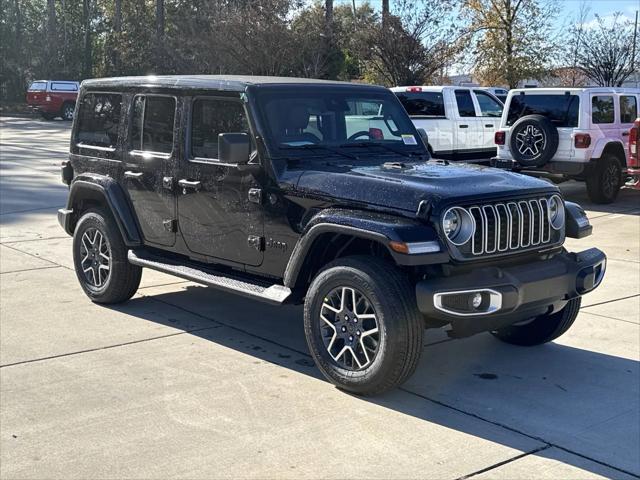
[128,250,291,305]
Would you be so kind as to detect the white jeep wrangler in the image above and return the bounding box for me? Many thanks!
[492,87,639,203]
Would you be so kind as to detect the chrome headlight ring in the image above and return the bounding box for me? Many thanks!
[548,194,565,230]
[442,206,475,246]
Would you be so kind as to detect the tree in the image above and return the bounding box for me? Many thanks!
[464,0,560,88]
[82,0,92,78]
[46,0,57,76]
[576,13,639,87]
[360,0,467,86]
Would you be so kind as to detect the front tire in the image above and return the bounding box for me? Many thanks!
[491,297,581,346]
[73,209,141,304]
[303,256,423,395]
[586,155,623,204]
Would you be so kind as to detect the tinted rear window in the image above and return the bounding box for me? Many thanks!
[28,82,47,91]
[507,94,579,127]
[75,93,122,149]
[455,90,476,117]
[592,96,614,124]
[131,95,176,154]
[395,92,445,117]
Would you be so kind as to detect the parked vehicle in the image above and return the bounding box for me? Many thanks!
[492,87,640,204]
[627,118,640,190]
[58,76,605,395]
[391,86,504,160]
[479,87,509,104]
[26,80,79,120]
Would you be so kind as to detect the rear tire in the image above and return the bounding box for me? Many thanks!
[491,297,581,346]
[61,102,75,121]
[586,155,622,204]
[73,209,141,304]
[303,256,423,395]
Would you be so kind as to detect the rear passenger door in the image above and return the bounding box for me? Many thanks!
[123,94,179,247]
[473,90,503,151]
[453,89,484,153]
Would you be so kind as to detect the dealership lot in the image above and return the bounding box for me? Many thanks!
[0,117,638,479]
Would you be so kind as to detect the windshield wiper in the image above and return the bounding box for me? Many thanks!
[338,141,425,159]
[280,144,359,160]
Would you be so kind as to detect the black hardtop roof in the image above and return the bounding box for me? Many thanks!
[81,75,386,93]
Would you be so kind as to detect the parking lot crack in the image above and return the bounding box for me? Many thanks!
[456,445,552,479]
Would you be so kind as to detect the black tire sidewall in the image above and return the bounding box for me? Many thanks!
[509,115,559,168]
[588,155,622,204]
[304,257,420,394]
[72,210,137,302]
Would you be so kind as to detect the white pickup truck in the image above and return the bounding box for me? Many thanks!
[391,86,503,160]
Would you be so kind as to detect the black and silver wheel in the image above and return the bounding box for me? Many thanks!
[586,155,622,204]
[492,297,581,346]
[61,102,74,121]
[73,209,141,304]
[304,256,423,395]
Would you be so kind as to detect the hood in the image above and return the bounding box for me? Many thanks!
[293,160,558,213]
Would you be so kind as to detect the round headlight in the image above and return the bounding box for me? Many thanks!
[548,195,565,230]
[442,207,474,245]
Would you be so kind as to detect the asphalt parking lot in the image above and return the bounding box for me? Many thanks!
[0,116,638,479]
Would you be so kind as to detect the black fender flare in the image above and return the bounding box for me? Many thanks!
[283,208,446,288]
[564,201,592,239]
[62,173,142,246]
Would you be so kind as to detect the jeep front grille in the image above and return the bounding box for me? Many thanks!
[453,198,558,258]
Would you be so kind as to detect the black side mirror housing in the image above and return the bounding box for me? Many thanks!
[218,133,250,165]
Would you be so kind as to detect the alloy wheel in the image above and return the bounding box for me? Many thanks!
[515,125,546,158]
[319,286,380,370]
[80,228,111,288]
[63,104,74,120]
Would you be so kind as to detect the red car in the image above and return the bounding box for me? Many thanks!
[26,80,79,121]
[628,118,640,190]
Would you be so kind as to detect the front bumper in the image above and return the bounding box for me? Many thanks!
[416,248,606,337]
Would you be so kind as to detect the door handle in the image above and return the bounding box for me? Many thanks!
[124,171,143,179]
[622,131,630,137]
[459,125,469,128]
[485,124,494,128]
[178,179,201,190]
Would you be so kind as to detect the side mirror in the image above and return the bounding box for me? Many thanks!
[218,133,250,165]
[417,128,429,149]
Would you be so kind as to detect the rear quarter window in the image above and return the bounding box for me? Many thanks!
[620,96,638,124]
[51,82,78,92]
[507,94,579,127]
[395,92,445,117]
[75,93,122,155]
[592,96,614,124]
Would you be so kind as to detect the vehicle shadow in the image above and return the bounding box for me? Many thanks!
[105,285,640,478]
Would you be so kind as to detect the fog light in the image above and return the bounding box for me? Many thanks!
[471,292,483,309]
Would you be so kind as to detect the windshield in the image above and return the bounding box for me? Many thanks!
[253,87,425,159]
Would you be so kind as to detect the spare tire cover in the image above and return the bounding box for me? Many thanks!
[509,114,559,168]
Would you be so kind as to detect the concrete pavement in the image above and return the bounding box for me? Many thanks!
[1,116,638,479]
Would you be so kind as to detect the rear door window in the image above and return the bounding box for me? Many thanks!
[131,95,176,154]
[191,98,249,160]
[592,96,615,124]
[620,96,638,124]
[474,91,503,117]
[455,90,476,117]
[75,93,122,153]
[395,92,445,117]
[507,94,579,127]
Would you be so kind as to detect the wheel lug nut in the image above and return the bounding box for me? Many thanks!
[341,326,347,332]
[356,330,361,336]
[349,336,353,342]
[354,318,358,323]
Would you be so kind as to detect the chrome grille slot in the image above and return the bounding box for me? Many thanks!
[451,197,557,258]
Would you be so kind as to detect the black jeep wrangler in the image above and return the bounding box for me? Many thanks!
[58,75,606,395]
